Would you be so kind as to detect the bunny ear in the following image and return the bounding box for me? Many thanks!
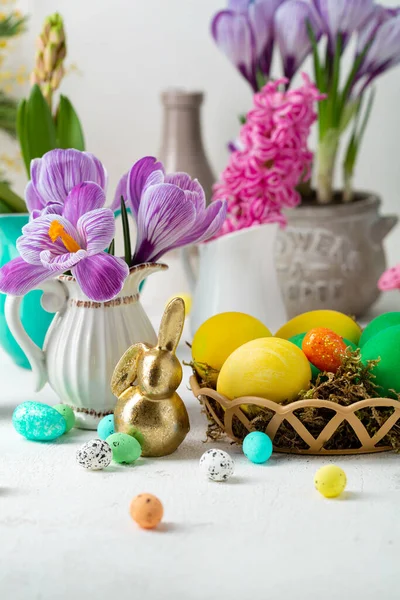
[111,342,148,397]
[158,297,185,352]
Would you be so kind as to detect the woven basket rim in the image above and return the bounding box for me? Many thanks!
[190,375,400,455]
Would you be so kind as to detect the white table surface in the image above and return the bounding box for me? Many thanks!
[1,294,400,600]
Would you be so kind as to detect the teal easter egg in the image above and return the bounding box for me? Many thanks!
[97,414,115,440]
[243,431,273,464]
[360,312,400,347]
[106,432,142,464]
[53,404,75,432]
[361,325,400,397]
[13,401,66,441]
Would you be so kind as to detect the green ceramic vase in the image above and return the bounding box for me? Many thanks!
[0,214,54,369]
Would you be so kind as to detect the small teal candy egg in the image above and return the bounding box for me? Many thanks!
[243,431,273,464]
[53,404,75,432]
[106,432,142,464]
[97,414,115,440]
[12,401,66,441]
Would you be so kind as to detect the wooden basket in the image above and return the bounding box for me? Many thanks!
[190,376,400,455]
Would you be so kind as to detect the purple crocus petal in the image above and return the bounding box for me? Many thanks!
[77,208,115,255]
[30,202,64,221]
[30,149,108,207]
[357,14,400,82]
[126,157,165,217]
[133,183,196,264]
[40,248,87,272]
[228,0,249,12]
[164,173,206,210]
[275,1,321,80]
[17,214,80,265]
[25,180,46,212]
[63,182,106,226]
[110,172,128,212]
[73,254,129,302]
[179,200,228,246]
[211,10,257,91]
[248,0,285,77]
[357,6,396,53]
[0,257,53,296]
[313,0,375,53]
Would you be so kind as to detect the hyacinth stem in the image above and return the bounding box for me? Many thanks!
[316,132,339,204]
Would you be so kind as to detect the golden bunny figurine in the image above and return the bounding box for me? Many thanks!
[111,297,190,457]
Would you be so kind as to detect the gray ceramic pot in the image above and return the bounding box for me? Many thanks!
[274,193,398,318]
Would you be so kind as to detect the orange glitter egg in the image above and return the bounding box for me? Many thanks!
[130,493,164,529]
[302,327,348,373]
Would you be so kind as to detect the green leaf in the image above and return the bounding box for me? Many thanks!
[107,239,115,256]
[0,91,17,137]
[339,39,373,111]
[120,197,132,266]
[0,198,14,214]
[338,98,360,134]
[55,96,85,150]
[329,34,342,128]
[307,19,328,138]
[357,88,375,145]
[0,182,26,213]
[256,69,267,91]
[26,84,57,161]
[0,14,27,38]
[17,99,30,176]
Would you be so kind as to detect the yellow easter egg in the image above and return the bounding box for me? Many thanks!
[217,337,311,403]
[192,313,272,385]
[314,465,347,498]
[275,310,361,345]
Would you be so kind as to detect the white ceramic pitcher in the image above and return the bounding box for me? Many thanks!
[185,223,287,335]
[5,263,166,429]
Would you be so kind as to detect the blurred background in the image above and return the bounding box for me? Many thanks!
[2,0,400,311]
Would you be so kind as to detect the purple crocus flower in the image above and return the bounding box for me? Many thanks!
[25,148,108,217]
[313,0,375,55]
[211,9,257,90]
[356,12,400,87]
[211,1,285,90]
[248,0,285,80]
[275,0,322,81]
[0,182,128,301]
[112,157,227,264]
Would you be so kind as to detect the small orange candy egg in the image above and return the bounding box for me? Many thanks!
[302,327,348,373]
[130,493,164,529]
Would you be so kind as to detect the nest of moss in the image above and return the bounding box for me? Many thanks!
[189,350,400,453]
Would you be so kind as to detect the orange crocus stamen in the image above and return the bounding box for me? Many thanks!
[48,220,81,253]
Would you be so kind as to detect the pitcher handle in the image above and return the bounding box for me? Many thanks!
[5,278,67,392]
[182,247,197,291]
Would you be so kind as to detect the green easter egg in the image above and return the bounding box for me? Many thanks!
[53,404,75,432]
[289,333,320,380]
[361,325,400,397]
[343,338,357,352]
[360,312,400,347]
[289,332,357,380]
[106,432,142,464]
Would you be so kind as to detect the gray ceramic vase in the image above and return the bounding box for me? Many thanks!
[159,89,215,202]
[274,193,398,318]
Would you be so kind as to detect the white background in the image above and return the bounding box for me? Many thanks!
[3,0,400,263]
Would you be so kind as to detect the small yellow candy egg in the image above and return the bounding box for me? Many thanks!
[314,465,347,498]
[217,337,311,403]
[167,293,192,315]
